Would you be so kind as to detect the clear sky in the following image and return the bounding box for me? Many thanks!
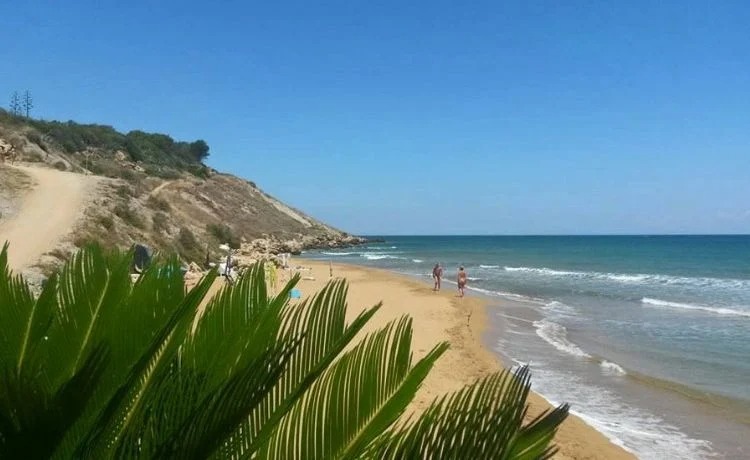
[2,1,748,235]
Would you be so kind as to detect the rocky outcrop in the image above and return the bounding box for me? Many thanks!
[229,233,369,270]
[240,233,367,257]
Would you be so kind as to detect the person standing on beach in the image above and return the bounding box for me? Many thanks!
[457,266,467,297]
[432,263,443,291]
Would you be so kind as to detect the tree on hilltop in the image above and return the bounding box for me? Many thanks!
[9,91,21,116]
[22,90,33,118]
[189,139,210,162]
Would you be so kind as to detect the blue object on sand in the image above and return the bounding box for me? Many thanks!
[290,288,302,299]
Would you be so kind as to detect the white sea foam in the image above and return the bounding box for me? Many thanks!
[412,259,424,263]
[642,297,750,318]
[522,364,714,459]
[600,360,627,376]
[320,251,356,256]
[479,264,500,269]
[533,319,591,359]
[361,253,403,260]
[542,300,578,317]
[460,284,543,304]
[503,266,750,290]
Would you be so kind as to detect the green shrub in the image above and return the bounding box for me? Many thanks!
[146,195,171,212]
[115,185,133,198]
[88,159,122,177]
[186,163,211,179]
[24,151,44,162]
[118,168,139,182]
[142,164,182,180]
[97,215,114,230]
[176,227,204,264]
[178,227,198,249]
[113,202,143,228]
[0,244,567,458]
[26,131,47,152]
[207,223,240,249]
[152,212,169,233]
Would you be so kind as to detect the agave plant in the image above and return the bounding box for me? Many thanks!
[0,243,568,459]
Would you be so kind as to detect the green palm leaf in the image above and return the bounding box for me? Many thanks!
[0,242,52,377]
[0,344,108,458]
[152,343,297,459]
[369,366,569,460]
[224,279,381,458]
[75,269,217,457]
[257,317,448,459]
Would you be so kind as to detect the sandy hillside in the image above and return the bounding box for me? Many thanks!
[0,165,99,270]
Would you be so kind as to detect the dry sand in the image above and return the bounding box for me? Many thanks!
[0,165,99,270]
[287,259,635,459]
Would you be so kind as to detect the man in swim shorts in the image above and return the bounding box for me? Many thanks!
[432,263,443,291]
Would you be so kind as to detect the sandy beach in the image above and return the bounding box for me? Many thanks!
[286,259,634,459]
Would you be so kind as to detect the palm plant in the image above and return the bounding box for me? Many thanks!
[0,243,568,459]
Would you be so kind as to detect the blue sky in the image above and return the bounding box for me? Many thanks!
[2,1,749,235]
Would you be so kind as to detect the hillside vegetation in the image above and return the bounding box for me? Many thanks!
[0,109,362,271]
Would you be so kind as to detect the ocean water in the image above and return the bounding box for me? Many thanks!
[305,235,750,459]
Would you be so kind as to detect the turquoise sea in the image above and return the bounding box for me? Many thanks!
[305,235,750,459]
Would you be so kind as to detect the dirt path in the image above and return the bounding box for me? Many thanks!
[0,165,98,270]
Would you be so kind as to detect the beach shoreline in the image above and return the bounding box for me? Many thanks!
[293,258,635,459]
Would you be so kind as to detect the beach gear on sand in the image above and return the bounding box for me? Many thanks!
[132,244,152,273]
[290,288,302,299]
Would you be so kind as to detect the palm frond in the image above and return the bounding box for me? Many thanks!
[0,242,51,376]
[257,317,448,459]
[73,269,217,457]
[153,342,298,459]
[0,344,109,458]
[225,279,382,458]
[43,245,133,387]
[369,365,569,460]
[186,263,286,388]
[111,263,299,458]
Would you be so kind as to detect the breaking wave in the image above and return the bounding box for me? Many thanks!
[503,266,750,290]
[600,360,627,376]
[533,319,591,359]
[642,297,750,318]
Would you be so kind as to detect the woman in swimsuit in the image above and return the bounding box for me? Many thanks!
[457,266,467,297]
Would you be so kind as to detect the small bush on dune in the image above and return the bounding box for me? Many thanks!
[147,195,171,212]
[177,226,204,263]
[26,131,48,152]
[113,202,144,229]
[178,226,198,250]
[118,168,139,182]
[152,212,169,233]
[24,151,44,163]
[0,244,568,458]
[97,215,114,230]
[207,223,241,249]
[115,185,134,198]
